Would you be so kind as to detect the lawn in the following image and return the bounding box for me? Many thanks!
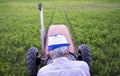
[0,0,120,76]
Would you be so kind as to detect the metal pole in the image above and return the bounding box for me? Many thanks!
[38,3,45,51]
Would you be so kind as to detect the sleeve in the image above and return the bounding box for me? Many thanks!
[82,61,90,76]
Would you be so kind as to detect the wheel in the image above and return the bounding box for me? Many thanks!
[27,47,39,76]
[78,44,92,68]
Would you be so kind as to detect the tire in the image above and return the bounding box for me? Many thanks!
[78,44,92,68]
[27,47,39,76]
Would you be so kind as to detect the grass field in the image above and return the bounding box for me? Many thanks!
[0,0,120,76]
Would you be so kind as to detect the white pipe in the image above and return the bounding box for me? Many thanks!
[40,6,44,30]
[39,3,45,51]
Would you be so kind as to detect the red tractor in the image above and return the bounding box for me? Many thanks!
[27,3,92,76]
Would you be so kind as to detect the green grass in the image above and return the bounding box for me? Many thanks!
[0,0,120,76]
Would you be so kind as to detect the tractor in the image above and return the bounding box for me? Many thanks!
[27,3,91,76]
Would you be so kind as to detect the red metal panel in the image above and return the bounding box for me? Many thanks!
[44,25,75,55]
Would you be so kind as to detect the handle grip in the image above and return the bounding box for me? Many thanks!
[38,3,42,11]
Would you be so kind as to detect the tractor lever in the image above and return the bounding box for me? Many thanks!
[38,3,46,51]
